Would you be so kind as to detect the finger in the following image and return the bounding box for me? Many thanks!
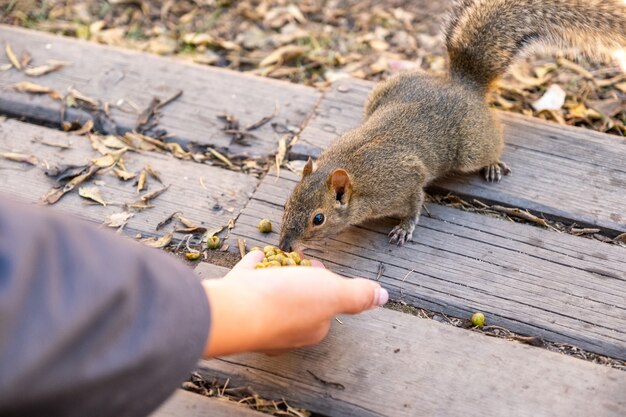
[335,278,388,314]
[310,259,325,269]
[230,250,265,272]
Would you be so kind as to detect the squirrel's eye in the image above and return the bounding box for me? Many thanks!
[312,213,325,226]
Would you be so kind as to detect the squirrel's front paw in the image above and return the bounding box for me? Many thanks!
[482,161,511,183]
[388,220,416,246]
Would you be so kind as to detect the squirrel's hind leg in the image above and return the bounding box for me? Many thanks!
[388,188,424,246]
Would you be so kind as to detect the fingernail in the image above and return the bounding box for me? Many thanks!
[375,288,389,307]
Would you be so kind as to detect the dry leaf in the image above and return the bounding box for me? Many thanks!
[102,135,128,149]
[0,152,38,165]
[74,119,94,135]
[144,164,162,183]
[92,148,126,168]
[260,45,305,67]
[156,211,181,231]
[5,43,21,70]
[140,185,170,202]
[105,211,134,228]
[112,168,136,181]
[136,169,148,192]
[532,84,566,112]
[13,81,53,94]
[68,87,99,107]
[24,60,69,77]
[0,63,12,71]
[208,148,234,168]
[79,186,107,206]
[141,232,173,248]
[275,135,288,179]
[41,164,100,205]
[177,214,199,229]
[616,82,626,94]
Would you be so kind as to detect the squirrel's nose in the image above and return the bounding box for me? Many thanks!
[278,235,293,252]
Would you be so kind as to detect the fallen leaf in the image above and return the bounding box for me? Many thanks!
[5,43,21,70]
[74,119,94,135]
[112,167,136,181]
[177,214,199,229]
[41,164,100,205]
[13,81,53,94]
[136,169,147,192]
[67,87,99,107]
[0,63,12,71]
[140,185,170,202]
[532,84,566,112]
[79,186,107,206]
[616,82,626,94]
[260,45,305,67]
[275,135,288,178]
[0,152,38,165]
[24,60,69,77]
[92,148,126,167]
[141,232,173,248]
[208,148,234,168]
[144,164,162,183]
[104,211,134,228]
[156,211,182,231]
[102,135,128,149]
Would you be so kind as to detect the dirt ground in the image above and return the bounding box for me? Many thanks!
[2,0,625,136]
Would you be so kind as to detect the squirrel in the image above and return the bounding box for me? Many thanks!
[279,0,626,251]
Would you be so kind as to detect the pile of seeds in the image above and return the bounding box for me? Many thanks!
[254,245,312,268]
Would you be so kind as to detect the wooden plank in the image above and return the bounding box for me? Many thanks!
[150,390,265,417]
[230,170,626,359]
[197,307,626,417]
[0,25,321,157]
[194,262,230,280]
[293,79,626,234]
[0,118,257,240]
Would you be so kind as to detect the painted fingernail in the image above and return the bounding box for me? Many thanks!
[375,288,389,307]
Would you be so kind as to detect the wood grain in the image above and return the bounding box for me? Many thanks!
[230,170,626,359]
[150,390,265,417]
[0,118,257,240]
[196,307,626,417]
[294,79,626,234]
[0,25,321,157]
[194,262,230,279]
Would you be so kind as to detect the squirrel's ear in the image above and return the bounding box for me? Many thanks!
[329,168,351,205]
[302,157,314,178]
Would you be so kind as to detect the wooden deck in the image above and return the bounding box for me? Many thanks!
[1,25,625,417]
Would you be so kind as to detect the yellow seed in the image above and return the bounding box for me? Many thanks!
[262,257,269,263]
[258,219,272,233]
[299,259,312,266]
[274,253,287,263]
[207,236,221,250]
[263,245,276,253]
[471,312,485,327]
[266,255,277,262]
[185,252,201,261]
[250,246,263,252]
[282,258,297,266]
[255,262,267,269]
[288,252,301,264]
[267,260,282,268]
[265,250,276,257]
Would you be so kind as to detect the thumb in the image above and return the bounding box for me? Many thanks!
[334,278,389,314]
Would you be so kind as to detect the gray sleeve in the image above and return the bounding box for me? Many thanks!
[0,197,211,417]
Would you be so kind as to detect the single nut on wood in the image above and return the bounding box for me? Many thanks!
[185,252,201,261]
[207,236,221,250]
[471,312,485,327]
[258,218,272,233]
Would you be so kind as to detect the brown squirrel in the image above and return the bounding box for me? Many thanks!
[279,0,626,251]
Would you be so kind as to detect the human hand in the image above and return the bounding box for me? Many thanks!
[202,251,388,357]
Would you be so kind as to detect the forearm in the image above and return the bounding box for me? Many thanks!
[0,197,210,417]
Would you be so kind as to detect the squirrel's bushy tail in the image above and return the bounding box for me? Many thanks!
[446,0,626,90]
